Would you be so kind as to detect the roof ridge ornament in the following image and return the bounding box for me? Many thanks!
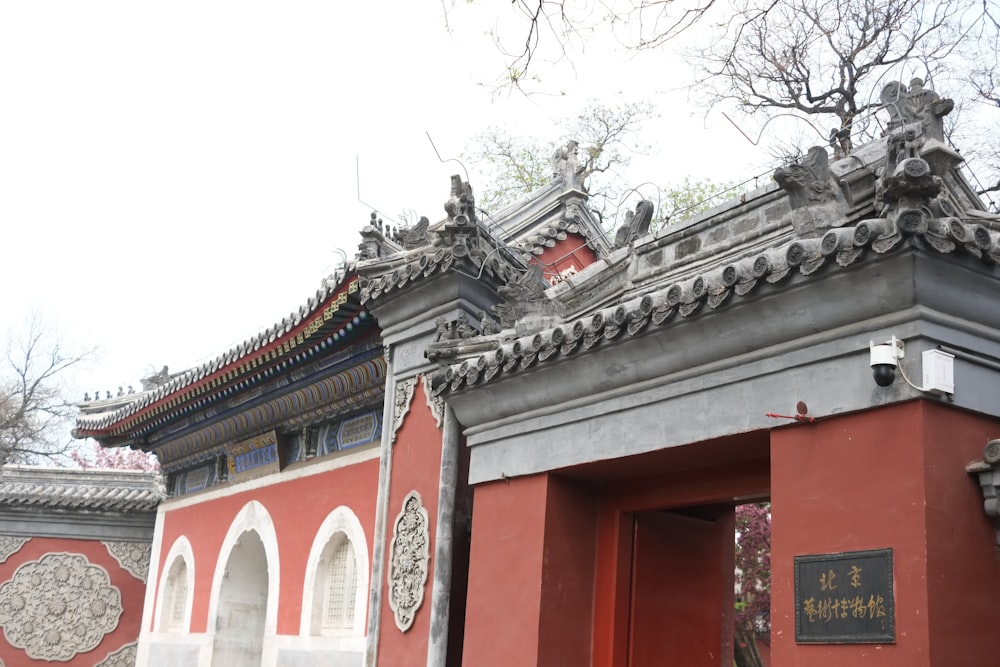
[552,139,587,191]
[614,200,655,249]
[881,78,954,143]
[491,263,561,334]
[773,146,843,237]
[444,175,476,223]
[398,216,431,250]
[358,212,403,260]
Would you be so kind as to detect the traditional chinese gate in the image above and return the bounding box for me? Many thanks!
[586,434,771,667]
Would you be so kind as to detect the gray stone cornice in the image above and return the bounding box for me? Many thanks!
[0,466,164,513]
[430,217,1000,403]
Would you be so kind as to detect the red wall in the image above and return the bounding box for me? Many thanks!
[463,475,546,666]
[375,379,445,667]
[537,477,599,667]
[154,454,380,635]
[921,402,1000,664]
[0,536,147,667]
[533,232,599,283]
[771,401,1000,666]
[463,474,598,667]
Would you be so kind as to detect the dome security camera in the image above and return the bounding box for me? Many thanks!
[869,338,902,387]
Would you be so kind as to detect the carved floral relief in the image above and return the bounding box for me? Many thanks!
[95,641,137,667]
[0,536,29,563]
[391,377,417,443]
[422,375,445,428]
[103,540,152,582]
[387,490,430,631]
[0,552,123,661]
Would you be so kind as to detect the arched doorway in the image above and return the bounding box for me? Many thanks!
[212,530,268,666]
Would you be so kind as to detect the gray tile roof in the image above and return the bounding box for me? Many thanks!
[0,466,165,513]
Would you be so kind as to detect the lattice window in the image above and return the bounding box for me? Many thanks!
[163,558,188,632]
[321,536,357,631]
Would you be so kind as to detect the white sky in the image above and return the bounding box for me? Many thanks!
[1,0,772,400]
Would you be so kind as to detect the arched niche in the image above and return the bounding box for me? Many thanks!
[300,505,369,638]
[155,536,195,633]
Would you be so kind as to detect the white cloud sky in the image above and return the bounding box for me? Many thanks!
[1,0,772,399]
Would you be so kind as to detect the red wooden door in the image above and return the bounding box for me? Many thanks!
[628,509,734,667]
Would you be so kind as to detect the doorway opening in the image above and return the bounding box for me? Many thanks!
[211,530,269,666]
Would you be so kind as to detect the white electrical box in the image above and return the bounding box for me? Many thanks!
[922,349,955,395]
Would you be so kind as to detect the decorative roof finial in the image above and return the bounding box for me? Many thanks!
[881,78,954,142]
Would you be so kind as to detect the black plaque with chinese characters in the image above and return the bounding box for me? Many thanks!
[794,548,895,643]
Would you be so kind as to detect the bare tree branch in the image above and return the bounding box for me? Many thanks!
[0,317,91,465]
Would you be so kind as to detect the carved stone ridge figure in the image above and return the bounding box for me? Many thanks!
[400,216,431,250]
[140,366,171,391]
[434,316,455,342]
[773,146,835,210]
[552,139,587,190]
[444,176,476,221]
[614,199,655,248]
[880,78,954,143]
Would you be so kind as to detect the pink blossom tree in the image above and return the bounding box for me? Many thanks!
[734,502,771,667]
[70,440,159,472]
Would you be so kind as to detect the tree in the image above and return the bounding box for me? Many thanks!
[693,0,961,154]
[735,502,771,667]
[464,100,739,230]
[653,176,744,225]
[0,317,90,465]
[962,5,1000,197]
[70,440,160,472]
[464,100,655,218]
[457,0,999,161]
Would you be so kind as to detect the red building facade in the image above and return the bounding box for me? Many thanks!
[78,81,1000,666]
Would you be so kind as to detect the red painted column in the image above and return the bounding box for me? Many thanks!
[920,402,1000,664]
[771,401,1000,666]
[376,381,444,667]
[538,476,598,667]
[462,474,598,667]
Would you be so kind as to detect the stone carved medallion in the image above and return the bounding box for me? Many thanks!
[391,377,418,443]
[0,536,29,563]
[95,641,137,667]
[422,375,445,428]
[0,552,123,661]
[387,490,431,631]
[103,541,152,582]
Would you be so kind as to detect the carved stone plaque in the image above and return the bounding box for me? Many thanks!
[0,552,123,660]
[794,548,895,644]
[387,490,430,631]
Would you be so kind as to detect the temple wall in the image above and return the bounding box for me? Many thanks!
[0,534,148,666]
[139,449,380,667]
[771,401,1000,666]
